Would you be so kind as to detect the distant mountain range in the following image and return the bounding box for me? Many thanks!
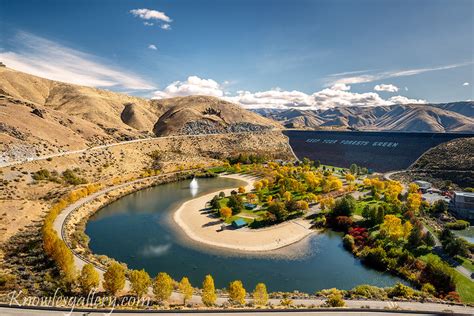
[253,102,474,133]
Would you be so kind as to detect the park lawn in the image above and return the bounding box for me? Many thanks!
[218,197,229,208]
[354,199,385,216]
[455,256,474,272]
[207,166,227,173]
[453,270,474,304]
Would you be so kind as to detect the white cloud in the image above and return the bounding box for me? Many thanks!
[463,82,470,86]
[143,22,154,26]
[374,84,399,92]
[330,83,351,91]
[148,44,157,50]
[130,8,172,23]
[152,76,224,99]
[404,87,409,91]
[328,62,473,86]
[152,75,427,109]
[160,24,171,30]
[0,32,154,90]
[388,95,427,105]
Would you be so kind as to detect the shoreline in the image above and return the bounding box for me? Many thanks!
[173,173,315,252]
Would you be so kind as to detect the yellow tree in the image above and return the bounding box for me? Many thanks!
[253,181,263,191]
[228,280,246,305]
[408,183,420,194]
[380,215,406,240]
[129,269,152,298]
[283,191,292,202]
[253,283,268,306]
[78,263,99,294]
[103,262,126,296]
[306,193,317,203]
[238,186,246,194]
[385,181,403,204]
[219,207,232,219]
[296,200,309,211]
[153,272,174,302]
[406,193,422,214]
[403,221,413,239]
[202,274,217,306]
[179,277,193,305]
[320,196,335,211]
[345,173,356,183]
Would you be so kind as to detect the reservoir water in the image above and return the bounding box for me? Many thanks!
[86,177,405,292]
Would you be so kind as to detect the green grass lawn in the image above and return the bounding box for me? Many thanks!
[453,269,474,303]
[455,256,474,273]
[354,198,384,216]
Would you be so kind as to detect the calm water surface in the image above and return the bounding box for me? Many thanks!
[86,177,405,292]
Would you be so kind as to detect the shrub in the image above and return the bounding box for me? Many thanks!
[387,282,414,298]
[446,220,470,230]
[350,285,387,300]
[326,289,345,307]
[421,283,436,296]
[342,234,355,252]
[333,216,353,231]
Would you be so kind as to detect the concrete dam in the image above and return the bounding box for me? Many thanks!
[284,130,473,172]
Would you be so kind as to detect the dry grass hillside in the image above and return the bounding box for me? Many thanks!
[152,95,280,136]
[0,67,281,162]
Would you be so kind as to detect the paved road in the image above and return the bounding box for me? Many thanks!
[0,304,472,315]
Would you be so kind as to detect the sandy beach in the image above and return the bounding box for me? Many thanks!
[173,173,314,252]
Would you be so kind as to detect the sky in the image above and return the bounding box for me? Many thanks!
[0,0,473,109]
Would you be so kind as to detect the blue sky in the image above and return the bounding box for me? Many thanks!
[0,0,472,109]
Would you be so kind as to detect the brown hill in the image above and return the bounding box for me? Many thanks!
[0,67,280,157]
[152,95,280,136]
[255,103,474,133]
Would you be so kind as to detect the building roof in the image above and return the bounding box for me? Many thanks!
[454,191,474,198]
[232,219,247,227]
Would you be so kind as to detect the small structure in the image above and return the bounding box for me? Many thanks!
[0,62,5,67]
[414,180,432,193]
[231,218,247,229]
[244,202,257,210]
[451,191,474,222]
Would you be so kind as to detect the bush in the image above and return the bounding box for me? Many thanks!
[326,289,345,307]
[342,234,355,251]
[62,169,87,185]
[333,216,353,231]
[421,283,436,296]
[361,246,387,271]
[387,282,414,298]
[350,285,387,300]
[446,220,470,230]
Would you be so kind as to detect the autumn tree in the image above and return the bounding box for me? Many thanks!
[78,263,99,294]
[103,262,126,296]
[228,280,246,305]
[219,207,232,219]
[267,201,288,221]
[283,191,292,202]
[129,269,152,298]
[153,272,174,302]
[380,215,412,241]
[253,181,263,191]
[202,274,217,306]
[179,277,193,305]
[408,183,420,194]
[345,173,356,183]
[406,193,422,214]
[253,283,268,306]
[238,186,246,194]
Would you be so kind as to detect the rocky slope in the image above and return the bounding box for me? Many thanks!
[394,137,474,188]
[255,102,474,133]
